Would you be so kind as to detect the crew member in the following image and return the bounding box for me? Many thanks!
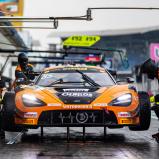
[15,53,35,82]
[140,59,159,142]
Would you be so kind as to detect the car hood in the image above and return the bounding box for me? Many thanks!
[39,85,129,104]
[18,84,130,105]
[48,87,101,104]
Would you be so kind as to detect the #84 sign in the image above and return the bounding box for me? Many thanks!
[150,43,159,62]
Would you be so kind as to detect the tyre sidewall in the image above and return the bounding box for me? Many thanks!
[129,91,151,131]
[2,92,22,132]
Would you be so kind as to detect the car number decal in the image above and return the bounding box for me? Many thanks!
[120,119,133,124]
[15,118,35,125]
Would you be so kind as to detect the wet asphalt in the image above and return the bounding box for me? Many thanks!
[0,118,159,159]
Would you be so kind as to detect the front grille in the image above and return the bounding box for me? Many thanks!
[38,110,117,126]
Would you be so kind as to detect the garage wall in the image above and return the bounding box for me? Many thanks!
[0,32,16,79]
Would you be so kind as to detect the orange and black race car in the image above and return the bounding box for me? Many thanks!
[1,65,151,131]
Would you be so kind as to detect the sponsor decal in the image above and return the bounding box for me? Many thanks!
[93,103,107,107]
[118,112,131,118]
[85,56,101,62]
[63,105,92,109]
[61,92,92,97]
[48,103,62,106]
[63,67,87,71]
[63,89,89,92]
[58,111,98,124]
[23,112,38,118]
[76,112,88,123]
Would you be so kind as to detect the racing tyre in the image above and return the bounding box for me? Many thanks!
[1,92,23,132]
[129,91,151,131]
[154,108,159,119]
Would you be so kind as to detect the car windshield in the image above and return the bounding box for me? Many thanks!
[36,68,115,87]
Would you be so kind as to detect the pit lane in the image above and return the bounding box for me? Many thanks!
[0,117,158,159]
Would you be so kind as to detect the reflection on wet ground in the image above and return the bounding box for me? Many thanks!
[0,119,159,159]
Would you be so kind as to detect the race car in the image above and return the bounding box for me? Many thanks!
[1,65,151,132]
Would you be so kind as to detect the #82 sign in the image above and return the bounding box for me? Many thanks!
[150,43,159,62]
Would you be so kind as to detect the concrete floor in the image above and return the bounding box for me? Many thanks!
[0,118,159,159]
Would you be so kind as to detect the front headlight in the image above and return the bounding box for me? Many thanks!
[108,93,132,106]
[22,94,46,107]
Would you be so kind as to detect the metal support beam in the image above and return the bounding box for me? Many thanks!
[0,14,90,29]
[0,47,123,54]
[6,129,26,144]
[83,127,86,142]
[104,126,107,140]
[0,16,88,20]
[88,7,159,11]
[40,126,44,140]
[0,26,55,29]
[67,127,70,142]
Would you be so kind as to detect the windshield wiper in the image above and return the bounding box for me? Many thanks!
[46,78,86,87]
[47,78,64,86]
[76,70,100,87]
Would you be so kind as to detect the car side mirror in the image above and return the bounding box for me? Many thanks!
[116,77,134,84]
[108,70,116,76]
[126,77,135,83]
[108,69,117,79]
[116,79,123,84]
